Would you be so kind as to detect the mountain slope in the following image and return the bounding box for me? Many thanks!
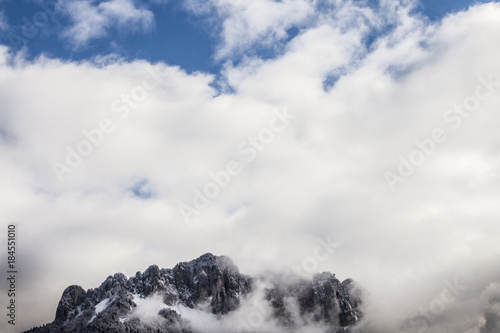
[24,253,362,333]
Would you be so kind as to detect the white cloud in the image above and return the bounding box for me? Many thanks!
[1,1,500,332]
[0,11,8,31]
[57,0,154,46]
[184,0,316,59]
[183,0,422,62]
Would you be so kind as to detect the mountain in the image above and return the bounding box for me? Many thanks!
[24,253,362,333]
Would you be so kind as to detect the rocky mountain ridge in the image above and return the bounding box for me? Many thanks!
[24,253,362,333]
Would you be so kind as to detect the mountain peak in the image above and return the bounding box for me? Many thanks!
[24,254,362,333]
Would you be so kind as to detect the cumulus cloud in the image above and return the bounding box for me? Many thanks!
[182,0,422,61]
[57,0,154,46]
[1,1,500,332]
[183,0,316,59]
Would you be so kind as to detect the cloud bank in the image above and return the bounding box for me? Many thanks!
[1,0,500,332]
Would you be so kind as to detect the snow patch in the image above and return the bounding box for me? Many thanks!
[95,298,111,314]
[88,298,111,323]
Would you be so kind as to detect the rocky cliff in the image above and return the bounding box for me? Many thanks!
[24,253,362,333]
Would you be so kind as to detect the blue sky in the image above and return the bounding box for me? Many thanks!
[0,0,493,74]
[420,0,490,19]
[0,0,216,71]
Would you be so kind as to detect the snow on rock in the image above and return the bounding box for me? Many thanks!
[88,298,111,323]
[24,253,362,333]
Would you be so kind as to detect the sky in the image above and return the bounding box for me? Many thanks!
[1,0,500,332]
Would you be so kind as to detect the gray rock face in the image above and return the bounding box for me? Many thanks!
[24,253,362,333]
[264,272,362,331]
[54,285,87,323]
[172,253,251,315]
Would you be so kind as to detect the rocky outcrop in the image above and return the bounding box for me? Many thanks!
[54,285,87,323]
[172,253,252,314]
[264,272,362,330]
[24,253,362,333]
